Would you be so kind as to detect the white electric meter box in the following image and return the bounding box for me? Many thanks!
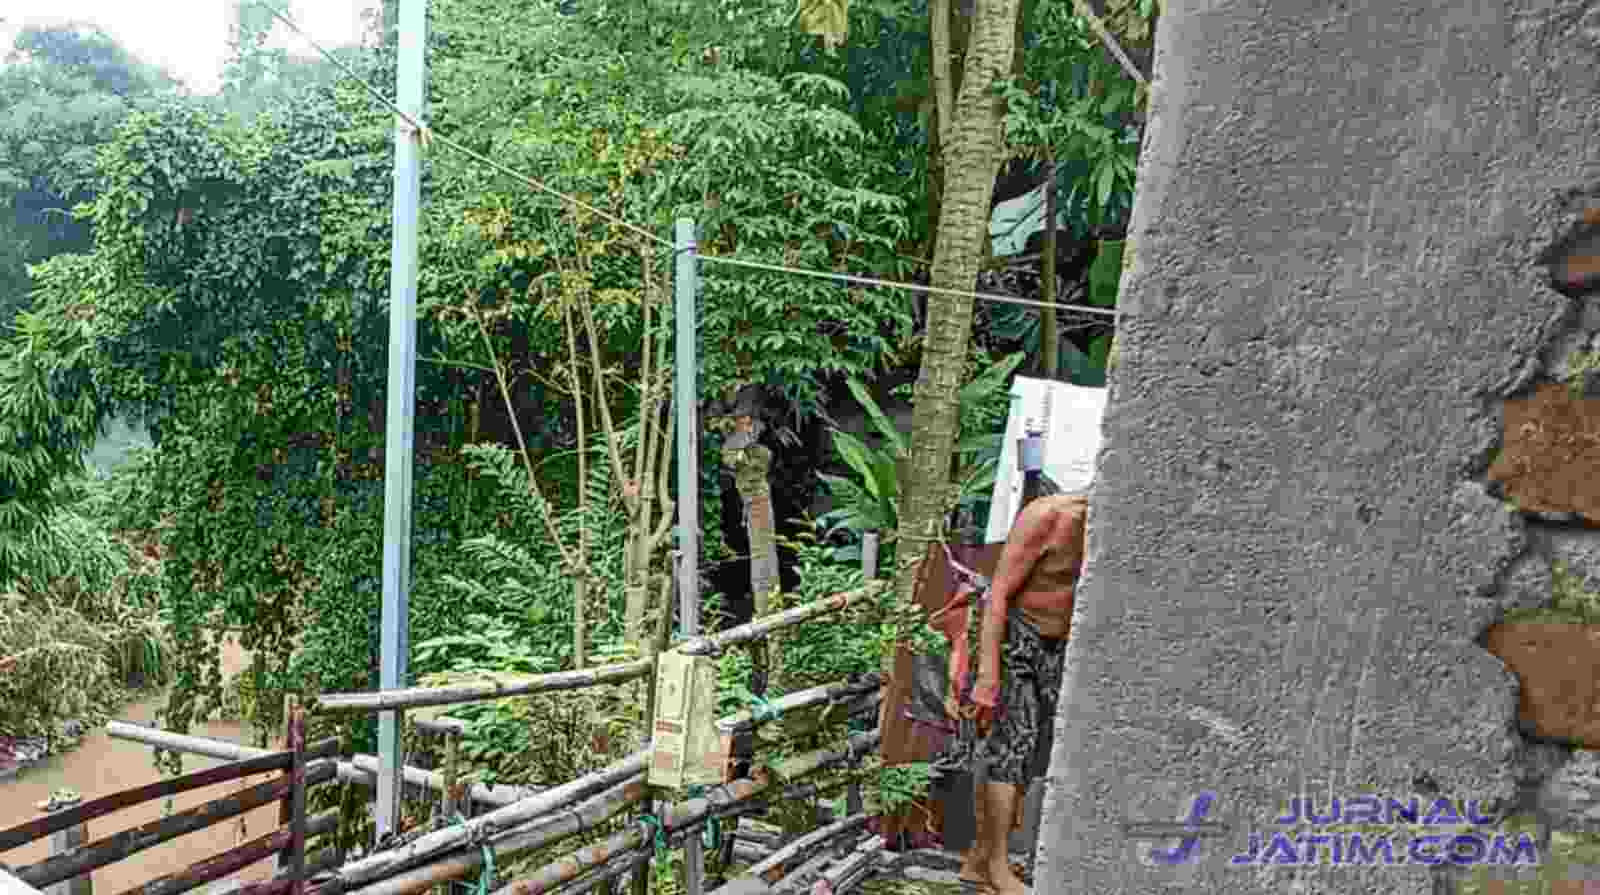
[984,376,1108,544]
[648,649,727,788]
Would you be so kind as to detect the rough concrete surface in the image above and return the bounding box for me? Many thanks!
[1032,1,1600,893]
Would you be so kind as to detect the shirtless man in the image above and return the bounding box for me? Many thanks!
[942,492,1088,894]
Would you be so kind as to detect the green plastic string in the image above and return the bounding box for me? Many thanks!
[638,814,668,853]
[747,693,780,723]
[450,814,493,895]
[686,785,720,850]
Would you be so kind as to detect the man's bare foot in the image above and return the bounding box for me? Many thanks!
[984,856,1028,895]
[957,854,988,885]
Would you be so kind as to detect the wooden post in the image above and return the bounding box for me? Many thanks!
[436,728,460,895]
[631,557,678,895]
[846,533,879,820]
[41,793,90,895]
[277,697,295,875]
[284,698,307,895]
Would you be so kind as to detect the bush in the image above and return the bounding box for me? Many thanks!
[0,473,171,738]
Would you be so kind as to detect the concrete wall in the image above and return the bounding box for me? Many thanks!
[1034,1,1600,893]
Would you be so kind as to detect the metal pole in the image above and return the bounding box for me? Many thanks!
[673,217,703,894]
[377,0,427,840]
[674,218,700,639]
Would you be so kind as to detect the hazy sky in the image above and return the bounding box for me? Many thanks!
[0,1,379,94]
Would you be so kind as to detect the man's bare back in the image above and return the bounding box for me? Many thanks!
[1002,494,1088,639]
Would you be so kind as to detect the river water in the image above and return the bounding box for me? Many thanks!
[1,641,289,895]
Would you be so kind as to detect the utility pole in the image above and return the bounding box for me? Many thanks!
[376,0,426,841]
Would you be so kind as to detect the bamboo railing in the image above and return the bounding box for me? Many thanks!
[91,585,896,895]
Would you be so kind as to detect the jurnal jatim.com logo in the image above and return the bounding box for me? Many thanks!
[1121,791,1541,868]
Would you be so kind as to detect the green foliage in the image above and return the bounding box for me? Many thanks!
[1503,562,1600,625]
[0,473,171,739]
[0,23,177,319]
[820,351,1022,554]
[0,268,109,589]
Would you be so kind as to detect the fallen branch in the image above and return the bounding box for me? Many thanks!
[316,659,654,714]
[679,586,886,657]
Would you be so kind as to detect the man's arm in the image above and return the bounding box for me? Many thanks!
[972,503,1056,703]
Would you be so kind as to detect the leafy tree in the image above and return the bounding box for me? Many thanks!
[0,23,176,320]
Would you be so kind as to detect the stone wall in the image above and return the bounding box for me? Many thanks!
[1033,1,1600,893]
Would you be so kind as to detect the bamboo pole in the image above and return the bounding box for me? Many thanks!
[714,676,882,736]
[718,814,871,888]
[327,752,648,891]
[489,732,879,895]
[316,659,653,715]
[766,852,832,894]
[102,723,532,809]
[677,586,885,658]
[346,756,538,807]
[630,558,677,895]
[543,848,651,895]
[338,779,645,895]
[810,834,882,895]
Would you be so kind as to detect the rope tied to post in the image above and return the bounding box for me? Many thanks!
[686,784,721,849]
[637,814,668,853]
[747,693,780,723]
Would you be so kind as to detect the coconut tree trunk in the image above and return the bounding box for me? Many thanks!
[894,0,1025,604]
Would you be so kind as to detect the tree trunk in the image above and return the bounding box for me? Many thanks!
[723,436,782,693]
[895,0,1024,605]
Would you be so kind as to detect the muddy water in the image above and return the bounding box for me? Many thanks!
[1,641,291,895]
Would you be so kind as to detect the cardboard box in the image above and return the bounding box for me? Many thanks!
[648,650,728,788]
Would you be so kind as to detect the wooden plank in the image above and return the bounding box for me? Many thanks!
[0,751,292,852]
[16,763,336,889]
[117,812,339,895]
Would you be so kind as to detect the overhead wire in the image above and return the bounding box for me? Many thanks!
[259,2,674,252]
[258,1,1120,322]
[696,253,1117,318]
